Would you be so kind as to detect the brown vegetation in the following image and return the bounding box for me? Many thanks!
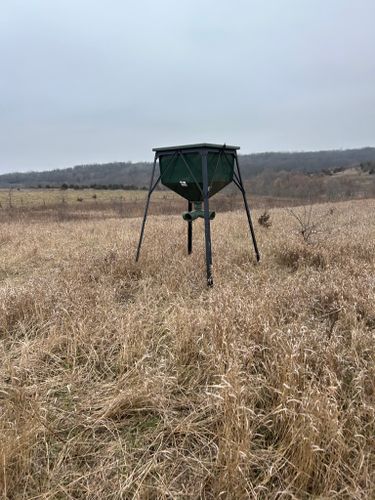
[0,188,303,224]
[0,199,374,498]
[2,160,375,223]
[258,210,272,229]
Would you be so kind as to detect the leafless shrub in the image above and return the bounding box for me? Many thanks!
[288,204,334,243]
[277,243,327,271]
[258,209,272,228]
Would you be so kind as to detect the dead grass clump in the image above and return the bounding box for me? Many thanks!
[356,303,375,330]
[0,230,11,247]
[336,240,375,264]
[0,392,43,497]
[276,243,328,271]
[311,288,345,336]
[0,281,56,342]
[258,210,272,228]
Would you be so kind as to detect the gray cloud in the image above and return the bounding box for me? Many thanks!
[1,0,374,172]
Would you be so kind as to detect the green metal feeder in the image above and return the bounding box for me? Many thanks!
[136,143,259,286]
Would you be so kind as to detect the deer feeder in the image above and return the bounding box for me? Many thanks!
[136,143,260,286]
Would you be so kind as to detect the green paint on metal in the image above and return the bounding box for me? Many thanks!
[159,149,235,202]
[153,143,239,152]
[182,202,216,221]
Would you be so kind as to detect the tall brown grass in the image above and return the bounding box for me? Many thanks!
[0,199,374,498]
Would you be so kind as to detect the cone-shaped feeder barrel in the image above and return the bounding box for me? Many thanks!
[153,143,239,202]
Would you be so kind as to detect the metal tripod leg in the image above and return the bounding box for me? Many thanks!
[201,151,213,286]
[135,155,159,262]
[234,153,260,262]
[187,200,192,254]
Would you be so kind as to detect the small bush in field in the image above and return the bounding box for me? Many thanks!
[258,210,272,228]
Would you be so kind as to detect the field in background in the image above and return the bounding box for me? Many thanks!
[0,187,304,222]
[1,159,374,221]
[0,187,148,206]
[0,198,374,498]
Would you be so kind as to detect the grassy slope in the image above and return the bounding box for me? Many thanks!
[0,200,374,498]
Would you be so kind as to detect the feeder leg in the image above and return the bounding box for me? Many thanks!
[202,151,213,286]
[235,154,260,262]
[187,200,193,254]
[136,155,158,262]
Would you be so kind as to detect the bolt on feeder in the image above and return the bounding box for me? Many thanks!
[136,143,260,286]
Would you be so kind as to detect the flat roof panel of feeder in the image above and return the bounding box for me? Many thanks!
[153,143,240,152]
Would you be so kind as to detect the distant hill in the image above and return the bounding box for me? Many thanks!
[1,147,375,188]
[239,147,375,176]
[0,162,152,188]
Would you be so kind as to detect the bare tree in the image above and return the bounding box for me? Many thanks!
[288,205,334,243]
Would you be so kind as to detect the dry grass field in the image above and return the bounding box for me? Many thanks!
[0,188,151,208]
[0,199,374,498]
[0,187,311,223]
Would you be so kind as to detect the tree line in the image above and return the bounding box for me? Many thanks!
[1,147,375,189]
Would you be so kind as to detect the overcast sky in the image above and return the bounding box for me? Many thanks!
[1,0,374,172]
